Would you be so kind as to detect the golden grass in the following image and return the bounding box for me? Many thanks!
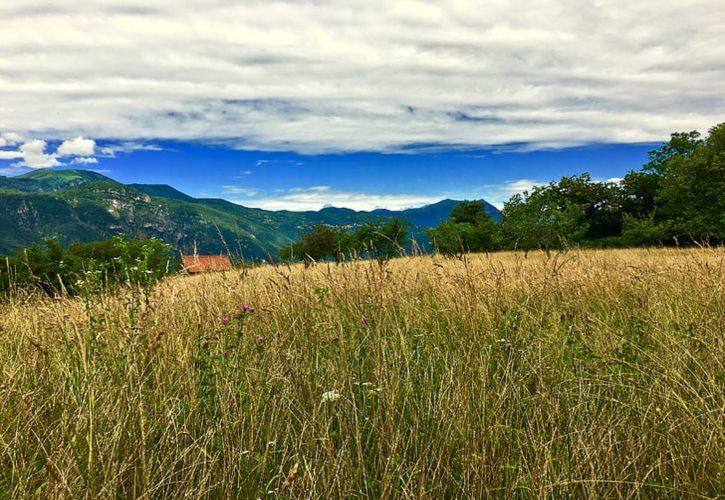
[1,248,723,498]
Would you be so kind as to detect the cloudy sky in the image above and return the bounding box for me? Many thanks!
[1,0,723,209]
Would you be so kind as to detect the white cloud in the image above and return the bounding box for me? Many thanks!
[14,140,60,168]
[222,185,259,196]
[71,156,99,164]
[479,179,549,208]
[0,150,23,160]
[1,133,24,146]
[231,186,442,211]
[57,136,96,157]
[0,132,105,169]
[0,1,722,153]
[98,142,166,157]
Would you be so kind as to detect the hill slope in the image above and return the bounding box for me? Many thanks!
[0,169,501,258]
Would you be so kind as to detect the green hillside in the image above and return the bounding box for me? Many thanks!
[0,169,501,259]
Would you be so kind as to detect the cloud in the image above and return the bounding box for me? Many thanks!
[0,133,101,169]
[57,136,96,157]
[98,142,166,157]
[231,186,442,211]
[13,139,61,168]
[71,156,99,164]
[256,160,303,167]
[1,133,24,146]
[0,150,23,160]
[479,179,549,208]
[0,1,723,153]
[222,185,259,196]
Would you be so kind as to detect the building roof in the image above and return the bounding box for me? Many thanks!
[182,255,233,273]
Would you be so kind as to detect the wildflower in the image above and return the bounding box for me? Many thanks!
[241,304,255,313]
[360,315,369,325]
[497,338,512,348]
[255,335,265,345]
[321,390,341,402]
[223,349,232,357]
[219,315,230,326]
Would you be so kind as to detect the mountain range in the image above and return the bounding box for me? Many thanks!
[0,169,501,260]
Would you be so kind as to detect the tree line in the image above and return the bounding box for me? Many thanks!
[282,123,724,260]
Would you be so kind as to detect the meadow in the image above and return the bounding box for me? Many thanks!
[0,248,723,498]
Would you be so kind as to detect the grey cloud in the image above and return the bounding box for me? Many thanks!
[0,0,723,154]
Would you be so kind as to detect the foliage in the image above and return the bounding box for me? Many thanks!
[500,185,588,253]
[427,200,500,254]
[655,124,725,240]
[279,218,411,263]
[620,212,668,246]
[425,123,725,255]
[353,218,410,261]
[278,224,346,263]
[0,235,176,297]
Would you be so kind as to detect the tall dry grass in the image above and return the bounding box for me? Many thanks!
[0,248,723,498]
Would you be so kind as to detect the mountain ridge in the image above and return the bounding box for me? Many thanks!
[0,169,501,259]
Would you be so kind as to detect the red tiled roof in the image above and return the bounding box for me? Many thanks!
[182,255,233,273]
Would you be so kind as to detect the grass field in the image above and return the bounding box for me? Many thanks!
[1,248,723,498]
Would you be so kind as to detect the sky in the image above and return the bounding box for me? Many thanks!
[1,0,723,210]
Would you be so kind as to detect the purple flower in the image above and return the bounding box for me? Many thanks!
[241,304,255,314]
[254,335,266,345]
[360,315,370,325]
[219,315,230,326]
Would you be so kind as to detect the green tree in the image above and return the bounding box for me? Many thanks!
[658,124,725,241]
[278,224,347,264]
[550,174,624,240]
[354,218,410,262]
[428,201,499,255]
[620,212,667,246]
[500,186,588,254]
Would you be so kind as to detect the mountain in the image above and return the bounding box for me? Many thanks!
[0,169,109,192]
[129,183,197,202]
[0,169,501,259]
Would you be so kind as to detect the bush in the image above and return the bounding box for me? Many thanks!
[0,235,176,297]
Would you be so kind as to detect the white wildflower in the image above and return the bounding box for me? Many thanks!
[321,390,341,402]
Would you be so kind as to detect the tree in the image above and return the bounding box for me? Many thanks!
[624,124,725,241]
[426,220,469,255]
[620,212,667,247]
[354,218,410,262]
[621,170,661,220]
[278,224,344,264]
[500,185,588,254]
[549,174,624,240]
[428,201,500,255]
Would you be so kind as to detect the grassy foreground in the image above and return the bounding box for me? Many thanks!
[0,248,723,498]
